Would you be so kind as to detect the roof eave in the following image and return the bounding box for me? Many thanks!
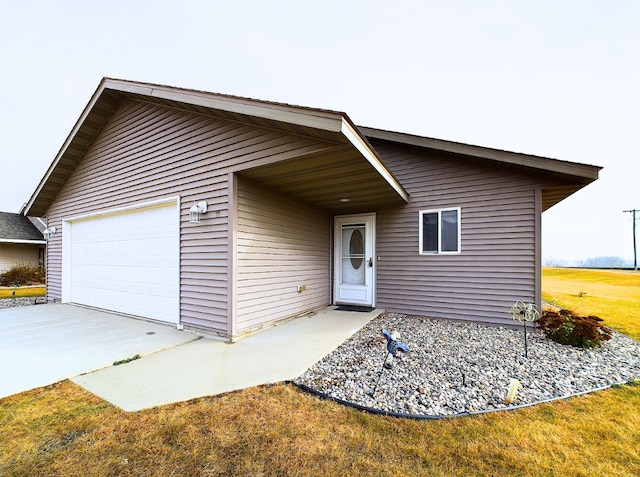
[24,79,118,217]
[359,126,602,184]
[0,239,46,245]
[341,121,409,204]
[142,81,344,133]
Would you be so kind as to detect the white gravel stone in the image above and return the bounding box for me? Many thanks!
[0,297,47,309]
[295,312,640,417]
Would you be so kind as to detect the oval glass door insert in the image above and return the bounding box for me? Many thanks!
[341,224,366,285]
[349,228,364,269]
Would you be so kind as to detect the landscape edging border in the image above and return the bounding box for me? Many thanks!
[290,380,625,420]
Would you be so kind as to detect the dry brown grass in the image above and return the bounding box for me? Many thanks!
[1,380,639,476]
[0,264,45,287]
[1,267,639,476]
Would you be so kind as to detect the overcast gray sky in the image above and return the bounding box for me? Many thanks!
[1,0,638,264]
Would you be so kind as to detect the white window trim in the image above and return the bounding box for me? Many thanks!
[419,207,461,255]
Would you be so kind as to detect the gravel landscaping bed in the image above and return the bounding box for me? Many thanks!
[0,297,47,309]
[295,312,640,417]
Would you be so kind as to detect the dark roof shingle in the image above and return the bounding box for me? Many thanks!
[0,212,45,242]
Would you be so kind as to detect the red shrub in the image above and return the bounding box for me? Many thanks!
[535,308,612,349]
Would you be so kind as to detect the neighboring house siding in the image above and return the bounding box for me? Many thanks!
[372,140,546,326]
[236,177,331,333]
[0,244,41,273]
[44,99,335,334]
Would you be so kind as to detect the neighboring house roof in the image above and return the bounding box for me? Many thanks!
[0,212,45,244]
[24,78,601,216]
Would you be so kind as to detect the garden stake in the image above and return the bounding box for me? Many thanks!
[369,351,391,397]
[509,301,540,358]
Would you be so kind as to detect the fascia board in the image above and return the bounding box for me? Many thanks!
[103,79,153,96]
[147,87,344,133]
[0,239,46,245]
[24,79,115,216]
[360,127,601,182]
[341,120,410,203]
[105,78,345,132]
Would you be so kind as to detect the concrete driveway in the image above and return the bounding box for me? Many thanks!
[0,304,198,399]
[1,303,381,411]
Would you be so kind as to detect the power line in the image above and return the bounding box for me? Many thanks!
[623,209,638,271]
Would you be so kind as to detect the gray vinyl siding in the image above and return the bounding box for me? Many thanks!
[372,140,545,326]
[235,177,331,332]
[44,99,333,335]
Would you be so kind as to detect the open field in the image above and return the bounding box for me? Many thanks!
[0,286,46,299]
[542,267,640,340]
[1,268,638,476]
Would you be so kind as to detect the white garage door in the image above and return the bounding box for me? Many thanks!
[65,201,179,324]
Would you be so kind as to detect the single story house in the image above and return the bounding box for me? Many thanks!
[0,212,46,275]
[24,78,600,339]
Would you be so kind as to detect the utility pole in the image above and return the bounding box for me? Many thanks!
[624,209,638,271]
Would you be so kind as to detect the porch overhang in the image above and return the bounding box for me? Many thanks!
[237,121,410,213]
[25,78,408,217]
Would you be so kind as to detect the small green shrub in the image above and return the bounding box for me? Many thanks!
[113,354,141,366]
[0,263,46,286]
[535,308,612,349]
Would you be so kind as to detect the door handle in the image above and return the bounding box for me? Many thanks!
[368,257,373,267]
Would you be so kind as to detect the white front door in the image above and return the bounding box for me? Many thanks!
[334,213,375,306]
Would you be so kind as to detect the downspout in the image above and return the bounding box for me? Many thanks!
[176,197,183,331]
[534,188,542,310]
[227,172,239,341]
[44,216,50,304]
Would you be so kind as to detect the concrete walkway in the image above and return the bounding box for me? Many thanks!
[73,307,381,411]
[1,303,380,411]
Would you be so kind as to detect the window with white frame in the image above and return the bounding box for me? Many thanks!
[419,208,461,254]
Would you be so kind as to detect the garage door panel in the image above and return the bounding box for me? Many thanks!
[67,202,179,324]
[70,286,177,322]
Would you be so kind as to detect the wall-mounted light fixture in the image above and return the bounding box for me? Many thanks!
[43,226,57,241]
[189,201,208,223]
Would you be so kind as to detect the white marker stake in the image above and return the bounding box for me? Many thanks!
[505,379,521,405]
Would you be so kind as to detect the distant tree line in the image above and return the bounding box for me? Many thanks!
[544,256,634,269]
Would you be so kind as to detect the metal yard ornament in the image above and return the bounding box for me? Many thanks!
[369,329,409,397]
[510,301,540,358]
[382,329,409,363]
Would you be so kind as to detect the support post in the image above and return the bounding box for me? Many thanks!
[624,209,638,271]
